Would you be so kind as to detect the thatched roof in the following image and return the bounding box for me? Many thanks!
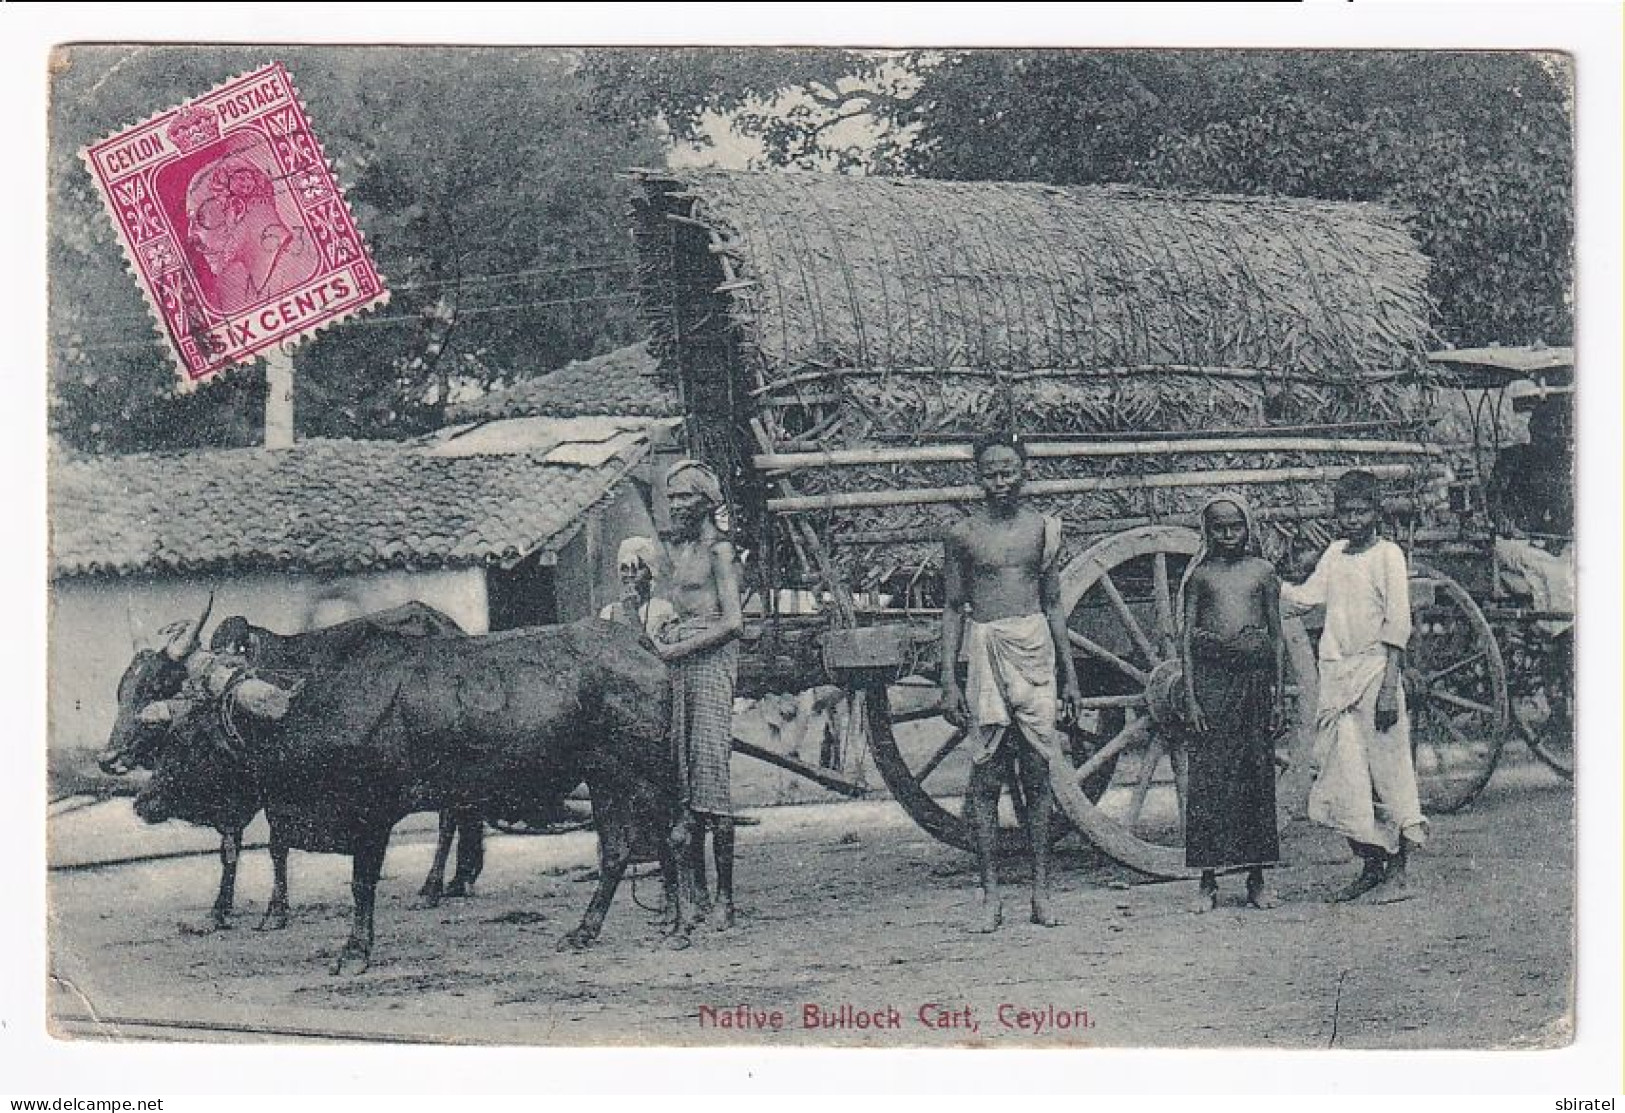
[633,169,1434,386]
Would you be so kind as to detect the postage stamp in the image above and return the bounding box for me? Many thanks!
[79,62,388,383]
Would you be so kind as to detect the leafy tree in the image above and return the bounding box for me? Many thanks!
[50,46,662,453]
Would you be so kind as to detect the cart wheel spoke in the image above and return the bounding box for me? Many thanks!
[1099,572,1160,666]
[1430,710,1476,748]
[1074,715,1149,785]
[1426,650,1488,686]
[916,727,970,784]
[1152,553,1178,655]
[1429,688,1498,718]
[1125,728,1166,833]
[1068,630,1149,685]
[1077,693,1148,711]
[1004,761,1031,829]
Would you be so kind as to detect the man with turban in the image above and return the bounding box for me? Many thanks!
[656,459,744,934]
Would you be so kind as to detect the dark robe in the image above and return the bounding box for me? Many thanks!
[1185,627,1280,869]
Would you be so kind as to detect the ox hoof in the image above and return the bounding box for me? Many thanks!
[557,929,598,952]
[443,879,475,899]
[969,899,1003,934]
[408,894,443,911]
[255,909,290,932]
[179,916,231,936]
[664,932,693,951]
[329,947,372,976]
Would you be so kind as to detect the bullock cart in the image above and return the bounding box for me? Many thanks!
[631,169,1508,879]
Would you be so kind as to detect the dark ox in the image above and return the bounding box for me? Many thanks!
[98,600,485,933]
[135,617,682,973]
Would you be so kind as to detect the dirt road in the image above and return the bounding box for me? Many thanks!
[47,755,1571,1049]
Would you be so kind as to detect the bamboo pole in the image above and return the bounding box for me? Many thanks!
[868,419,1431,444]
[826,497,1418,547]
[766,464,1418,514]
[748,362,1422,398]
[754,436,1441,472]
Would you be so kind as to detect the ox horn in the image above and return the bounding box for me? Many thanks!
[164,592,215,661]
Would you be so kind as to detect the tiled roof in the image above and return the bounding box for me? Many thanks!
[447,342,680,422]
[50,419,657,578]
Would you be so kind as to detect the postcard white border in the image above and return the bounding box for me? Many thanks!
[4,1,1620,1097]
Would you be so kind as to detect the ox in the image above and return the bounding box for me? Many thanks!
[132,618,684,973]
[98,599,486,933]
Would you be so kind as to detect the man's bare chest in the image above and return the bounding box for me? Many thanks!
[961,517,1044,572]
[668,543,724,595]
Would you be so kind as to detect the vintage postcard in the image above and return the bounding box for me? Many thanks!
[39,38,1593,1071]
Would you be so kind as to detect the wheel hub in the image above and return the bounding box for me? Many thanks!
[1144,659,1187,726]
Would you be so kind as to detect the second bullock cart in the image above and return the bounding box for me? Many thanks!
[630,169,1510,879]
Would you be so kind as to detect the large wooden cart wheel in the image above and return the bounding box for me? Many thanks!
[1407,564,1510,812]
[1521,703,1574,780]
[864,678,1121,857]
[1042,526,1206,879]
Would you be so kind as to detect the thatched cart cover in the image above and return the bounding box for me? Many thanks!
[632,169,1443,591]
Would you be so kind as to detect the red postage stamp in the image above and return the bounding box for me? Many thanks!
[80,63,388,383]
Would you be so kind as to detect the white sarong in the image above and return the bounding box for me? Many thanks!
[1307,651,1429,854]
[962,614,1062,764]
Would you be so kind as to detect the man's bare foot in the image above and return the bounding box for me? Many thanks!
[970,895,1003,933]
[1357,860,1412,904]
[710,903,735,931]
[1189,888,1218,914]
[1332,862,1386,903]
[1029,899,1061,927]
[1246,870,1279,909]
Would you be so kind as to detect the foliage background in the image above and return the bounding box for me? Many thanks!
[50,48,1573,454]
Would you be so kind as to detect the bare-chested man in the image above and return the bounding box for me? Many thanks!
[941,432,1082,932]
[656,459,745,936]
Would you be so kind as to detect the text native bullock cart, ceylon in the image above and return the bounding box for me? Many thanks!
[630,169,1508,878]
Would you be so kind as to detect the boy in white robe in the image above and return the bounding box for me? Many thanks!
[1282,470,1427,902]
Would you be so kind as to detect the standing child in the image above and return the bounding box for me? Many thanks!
[599,536,678,640]
[1179,494,1285,912]
[1283,469,1426,902]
